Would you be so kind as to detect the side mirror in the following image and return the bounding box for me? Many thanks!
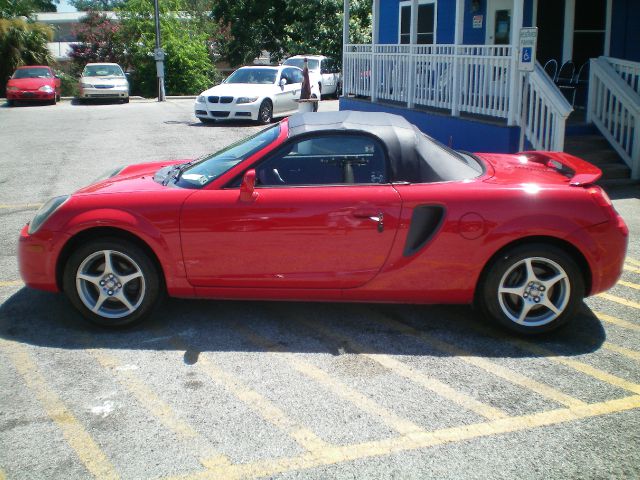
[279,78,287,87]
[240,169,258,202]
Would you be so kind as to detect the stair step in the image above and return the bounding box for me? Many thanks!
[597,162,632,180]
[564,136,612,152]
[572,150,623,165]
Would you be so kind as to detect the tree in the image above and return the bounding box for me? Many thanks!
[0,0,59,18]
[68,0,125,11]
[69,11,126,76]
[0,18,54,95]
[211,0,372,67]
[117,0,220,97]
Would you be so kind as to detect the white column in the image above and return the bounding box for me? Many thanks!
[563,0,575,63]
[452,0,464,116]
[507,0,524,125]
[343,0,350,47]
[410,0,419,44]
[371,0,379,101]
[407,0,419,108]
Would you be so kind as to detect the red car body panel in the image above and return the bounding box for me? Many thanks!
[18,116,628,308]
[6,66,61,102]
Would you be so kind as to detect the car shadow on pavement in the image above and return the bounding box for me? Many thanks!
[0,287,605,360]
[188,120,261,128]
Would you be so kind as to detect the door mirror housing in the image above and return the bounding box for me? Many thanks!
[279,78,287,88]
[240,169,258,202]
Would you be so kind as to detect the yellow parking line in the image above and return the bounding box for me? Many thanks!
[369,316,586,409]
[0,280,22,288]
[0,467,6,480]
[500,336,640,395]
[90,350,200,439]
[167,336,329,454]
[594,311,640,331]
[624,264,640,274]
[0,340,118,480]
[626,257,640,267]
[603,342,640,363]
[597,292,640,310]
[617,280,640,291]
[296,319,508,420]
[0,203,42,210]
[234,323,428,436]
[168,395,640,480]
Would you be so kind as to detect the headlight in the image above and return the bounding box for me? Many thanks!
[196,95,206,103]
[236,96,258,104]
[80,82,93,88]
[38,85,54,92]
[28,196,69,235]
[7,86,18,91]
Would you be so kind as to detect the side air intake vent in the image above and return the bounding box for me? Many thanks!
[403,205,445,257]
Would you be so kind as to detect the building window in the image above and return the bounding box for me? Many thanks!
[399,1,436,44]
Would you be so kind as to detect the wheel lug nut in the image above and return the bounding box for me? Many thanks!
[100,281,105,286]
[523,293,528,298]
[108,290,113,295]
[534,297,540,303]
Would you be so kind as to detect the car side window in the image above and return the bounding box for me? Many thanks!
[255,134,388,186]
[290,68,303,84]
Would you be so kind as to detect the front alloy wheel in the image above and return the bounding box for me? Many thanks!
[478,244,584,334]
[258,99,272,124]
[63,238,162,327]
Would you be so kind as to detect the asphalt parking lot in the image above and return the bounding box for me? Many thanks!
[0,98,639,479]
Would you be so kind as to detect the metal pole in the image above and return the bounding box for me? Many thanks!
[519,72,529,151]
[153,0,165,101]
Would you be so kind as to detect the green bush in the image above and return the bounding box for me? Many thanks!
[57,71,79,97]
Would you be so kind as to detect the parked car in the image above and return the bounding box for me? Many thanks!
[5,65,61,106]
[18,111,627,333]
[194,65,320,125]
[283,55,341,99]
[78,63,129,103]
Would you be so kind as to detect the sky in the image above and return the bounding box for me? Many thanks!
[57,0,78,13]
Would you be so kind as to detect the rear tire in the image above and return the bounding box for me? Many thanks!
[63,238,163,328]
[477,243,584,334]
[6,99,14,107]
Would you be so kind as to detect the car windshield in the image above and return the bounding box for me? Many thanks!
[283,58,320,70]
[83,65,124,77]
[175,124,281,188]
[225,68,278,84]
[13,68,51,79]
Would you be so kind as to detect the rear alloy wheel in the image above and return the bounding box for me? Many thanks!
[63,238,162,327]
[257,99,272,124]
[478,244,584,334]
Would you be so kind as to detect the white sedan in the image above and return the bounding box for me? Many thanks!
[194,66,319,124]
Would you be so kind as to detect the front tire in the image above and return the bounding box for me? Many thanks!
[63,238,163,327]
[477,243,584,334]
[257,99,272,124]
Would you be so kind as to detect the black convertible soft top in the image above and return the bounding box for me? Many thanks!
[287,110,482,183]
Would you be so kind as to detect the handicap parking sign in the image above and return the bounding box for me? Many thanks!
[522,48,532,63]
[518,28,537,72]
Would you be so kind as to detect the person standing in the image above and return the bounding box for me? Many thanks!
[300,57,312,100]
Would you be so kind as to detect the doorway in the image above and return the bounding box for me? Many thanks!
[486,0,512,45]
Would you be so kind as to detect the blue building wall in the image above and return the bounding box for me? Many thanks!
[377,0,534,46]
[340,97,521,153]
[610,0,640,62]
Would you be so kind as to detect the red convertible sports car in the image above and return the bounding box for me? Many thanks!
[19,111,628,333]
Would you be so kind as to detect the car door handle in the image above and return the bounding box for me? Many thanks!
[353,211,384,232]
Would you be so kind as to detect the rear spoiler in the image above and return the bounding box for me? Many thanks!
[519,151,602,186]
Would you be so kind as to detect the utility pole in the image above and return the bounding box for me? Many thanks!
[153,0,165,101]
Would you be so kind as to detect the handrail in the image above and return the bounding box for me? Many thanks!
[603,56,640,96]
[587,57,640,179]
[520,63,572,151]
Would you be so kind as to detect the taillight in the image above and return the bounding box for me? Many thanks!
[588,186,628,236]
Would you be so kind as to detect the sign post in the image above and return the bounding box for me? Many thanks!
[153,0,165,102]
[518,27,537,151]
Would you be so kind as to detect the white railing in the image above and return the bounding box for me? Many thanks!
[605,57,640,97]
[587,57,640,179]
[344,44,513,119]
[521,63,573,151]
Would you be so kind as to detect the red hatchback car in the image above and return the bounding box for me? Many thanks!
[18,111,628,334]
[6,65,61,105]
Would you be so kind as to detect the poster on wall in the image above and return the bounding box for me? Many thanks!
[472,15,483,29]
